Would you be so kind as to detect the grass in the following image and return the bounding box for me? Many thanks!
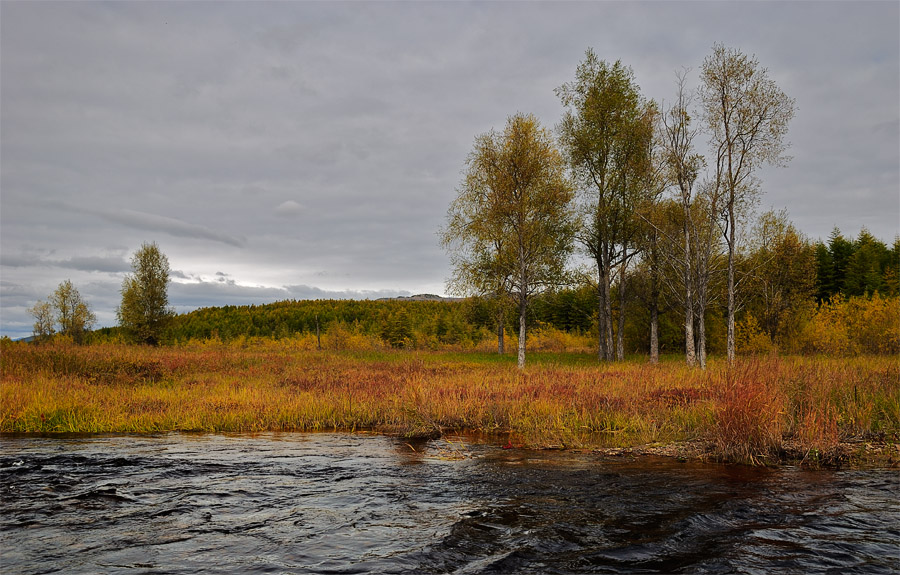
[1,340,897,466]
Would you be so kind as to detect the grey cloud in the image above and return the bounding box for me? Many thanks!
[0,252,129,273]
[275,201,303,218]
[57,256,130,274]
[0,279,44,308]
[97,208,246,248]
[0,253,37,268]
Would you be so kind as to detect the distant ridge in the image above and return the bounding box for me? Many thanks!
[376,293,464,302]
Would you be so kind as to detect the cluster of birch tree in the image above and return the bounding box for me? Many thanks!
[29,242,173,345]
[442,43,796,368]
[28,280,97,343]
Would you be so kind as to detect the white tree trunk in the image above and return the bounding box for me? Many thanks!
[698,309,708,370]
[517,307,526,369]
[726,208,736,365]
[616,261,627,361]
[683,208,696,366]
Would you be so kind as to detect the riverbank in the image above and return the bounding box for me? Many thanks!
[1,341,897,466]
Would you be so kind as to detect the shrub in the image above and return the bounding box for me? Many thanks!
[799,294,899,355]
[735,313,776,355]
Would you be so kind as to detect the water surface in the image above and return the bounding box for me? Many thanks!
[1,433,897,574]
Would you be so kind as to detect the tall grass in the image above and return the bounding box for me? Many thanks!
[1,340,896,464]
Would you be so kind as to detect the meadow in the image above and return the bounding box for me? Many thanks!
[2,339,897,466]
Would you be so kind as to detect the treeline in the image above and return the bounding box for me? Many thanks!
[815,229,898,301]
[88,224,898,356]
[95,297,574,350]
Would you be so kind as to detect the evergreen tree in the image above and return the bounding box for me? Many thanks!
[845,229,888,296]
[827,228,854,296]
[813,241,834,302]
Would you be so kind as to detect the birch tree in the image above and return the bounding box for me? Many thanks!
[118,242,174,345]
[28,299,56,341]
[50,280,96,343]
[441,113,575,368]
[556,50,652,361]
[700,43,795,364]
[660,70,705,366]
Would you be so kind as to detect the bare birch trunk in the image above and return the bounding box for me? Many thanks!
[697,308,708,369]
[597,288,606,361]
[597,263,612,361]
[726,207,736,365]
[683,206,696,366]
[517,303,526,370]
[649,245,660,365]
[605,283,614,361]
[616,261,627,361]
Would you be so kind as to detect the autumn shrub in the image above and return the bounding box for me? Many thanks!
[844,293,900,354]
[735,313,777,355]
[472,330,521,354]
[527,326,593,353]
[799,294,899,355]
[324,322,384,351]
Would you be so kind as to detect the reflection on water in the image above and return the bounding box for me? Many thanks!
[1,433,897,574]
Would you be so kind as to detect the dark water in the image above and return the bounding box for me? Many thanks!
[1,434,897,574]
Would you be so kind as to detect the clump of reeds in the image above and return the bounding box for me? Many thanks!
[711,360,786,464]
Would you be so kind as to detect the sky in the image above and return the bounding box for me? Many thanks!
[1,1,898,340]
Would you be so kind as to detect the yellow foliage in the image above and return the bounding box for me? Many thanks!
[323,322,384,352]
[799,294,899,355]
[736,313,776,355]
[527,326,593,353]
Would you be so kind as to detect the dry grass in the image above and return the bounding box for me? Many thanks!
[1,341,897,465]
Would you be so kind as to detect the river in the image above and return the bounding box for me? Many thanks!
[1,433,897,574]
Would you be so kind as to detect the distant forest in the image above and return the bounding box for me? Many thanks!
[91,226,899,356]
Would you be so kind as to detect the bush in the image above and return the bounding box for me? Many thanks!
[799,294,899,355]
[735,313,776,355]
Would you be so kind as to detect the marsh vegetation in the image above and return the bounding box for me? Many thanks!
[3,341,896,466]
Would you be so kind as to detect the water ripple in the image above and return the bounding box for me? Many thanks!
[1,433,897,574]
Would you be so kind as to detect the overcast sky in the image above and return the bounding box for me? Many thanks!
[1,1,898,339]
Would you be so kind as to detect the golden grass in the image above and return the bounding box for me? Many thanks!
[1,341,897,465]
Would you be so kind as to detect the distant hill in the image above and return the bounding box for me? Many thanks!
[376,294,464,302]
[146,296,479,343]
